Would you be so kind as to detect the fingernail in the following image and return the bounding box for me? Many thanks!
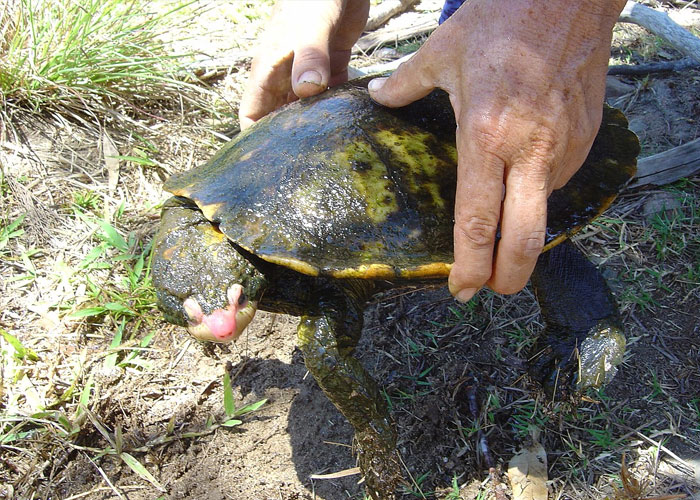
[368,77,387,92]
[454,288,477,303]
[298,70,322,86]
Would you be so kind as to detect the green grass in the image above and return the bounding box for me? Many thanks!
[443,476,462,500]
[510,401,548,439]
[221,371,267,428]
[72,190,102,213]
[401,470,432,498]
[0,0,214,126]
[0,214,24,257]
[68,206,156,324]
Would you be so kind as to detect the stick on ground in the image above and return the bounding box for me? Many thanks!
[619,1,700,64]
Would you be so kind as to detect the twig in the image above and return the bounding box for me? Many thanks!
[608,57,700,75]
[365,0,420,31]
[85,453,126,500]
[353,12,437,53]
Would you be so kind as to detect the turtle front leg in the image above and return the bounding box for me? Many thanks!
[529,240,626,396]
[297,311,400,499]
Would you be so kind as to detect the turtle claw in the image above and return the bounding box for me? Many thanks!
[529,338,578,398]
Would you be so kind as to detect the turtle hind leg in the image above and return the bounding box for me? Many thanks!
[529,240,626,396]
[296,291,400,499]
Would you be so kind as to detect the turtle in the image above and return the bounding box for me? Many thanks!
[152,76,639,499]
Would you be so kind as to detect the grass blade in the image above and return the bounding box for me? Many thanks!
[119,452,166,492]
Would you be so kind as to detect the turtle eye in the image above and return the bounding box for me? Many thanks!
[238,292,247,306]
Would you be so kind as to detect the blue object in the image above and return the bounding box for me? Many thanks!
[439,0,466,24]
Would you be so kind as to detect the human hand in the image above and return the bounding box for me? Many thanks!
[239,0,369,130]
[368,0,626,302]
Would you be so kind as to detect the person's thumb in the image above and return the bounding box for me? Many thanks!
[291,31,334,98]
[288,0,352,98]
[367,52,436,107]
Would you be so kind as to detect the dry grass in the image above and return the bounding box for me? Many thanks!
[1,1,699,499]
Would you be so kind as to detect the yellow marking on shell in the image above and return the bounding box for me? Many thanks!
[198,201,225,222]
[330,263,397,279]
[399,262,452,279]
[374,129,438,173]
[168,186,191,198]
[542,193,618,252]
[372,129,454,209]
[260,255,320,277]
[238,150,254,162]
[360,240,387,254]
[445,144,458,164]
[332,140,398,223]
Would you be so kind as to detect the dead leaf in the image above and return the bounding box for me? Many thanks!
[508,438,548,500]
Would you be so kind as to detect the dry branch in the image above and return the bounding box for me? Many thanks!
[608,57,700,75]
[629,138,700,188]
[619,1,700,64]
[365,0,420,32]
[349,52,414,78]
[353,12,437,53]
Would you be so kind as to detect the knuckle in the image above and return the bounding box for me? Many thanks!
[531,127,557,153]
[465,114,508,152]
[527,130,558,165]
[452,269,490,291]
[293,53,329,73]
[457,215,498,249]
[491,279,528,296]
[511,128,560,180]
[514,230,546,261]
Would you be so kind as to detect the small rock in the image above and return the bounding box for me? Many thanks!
[627,117,647,137]
[642,192,682,220]
[605,76,634,100]
[374,47,401,60]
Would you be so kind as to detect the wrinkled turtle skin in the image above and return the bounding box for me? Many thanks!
[152,77,639,499]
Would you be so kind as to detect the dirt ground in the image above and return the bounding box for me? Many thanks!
[1,2,699,499]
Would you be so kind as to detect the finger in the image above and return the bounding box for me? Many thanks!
[367,51,436,107]
[290,2,342,98]
[238,51,294,130]
[448,120,505,302]
[291,43,331,98]
[488,163,548,295]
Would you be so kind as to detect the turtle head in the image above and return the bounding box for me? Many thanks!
[152,198,267,343]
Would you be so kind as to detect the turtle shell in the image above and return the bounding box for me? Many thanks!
[164,78,639,279]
